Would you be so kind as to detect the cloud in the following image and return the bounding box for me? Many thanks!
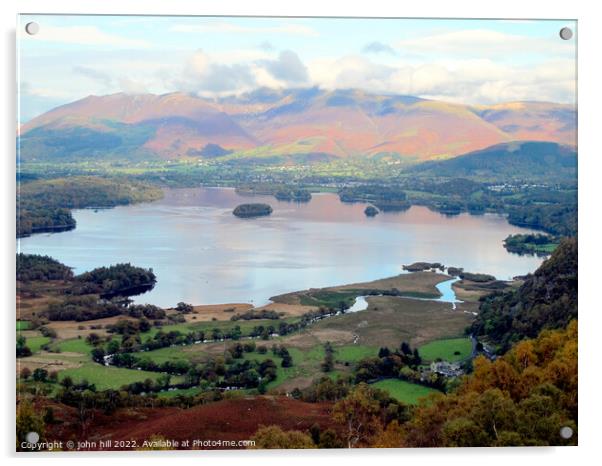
[307,54,575,104]
[172,49,257,95]
[21,25,150,48]
[73,66,113,88]
[396,29,573,58]
[362,41,397,55]
[262,51,309,85]
[171,22,319,37]
[171,49,311,95]
[259,41,275,51]
[117,77,148,94]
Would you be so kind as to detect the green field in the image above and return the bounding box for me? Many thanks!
[143,318,299,342]
[372,379,440,405]
[52,338,94,355]
[241,345,327,390]
[138,345,199,364]
[59,363,162,390]
[26,336,51,353]
[335,345,377,363]
[156,386,205,398]
[16,321,31,331]
[418,337,472,362]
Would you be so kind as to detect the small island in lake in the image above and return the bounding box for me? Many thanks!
[233,203,273,218]
[364,205,379,217]
[275,189,312,202]
[403,262,445,272]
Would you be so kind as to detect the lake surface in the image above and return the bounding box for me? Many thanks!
[18,187,544,307]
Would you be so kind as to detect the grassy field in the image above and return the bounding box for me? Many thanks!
[138,345,200,364]
[26,336,51,353]
[52,338,94,355]
[16,321,31,331]
[335,345,377,363]
[418,337,473,362]
[372,379,440,405]
[156,386,205,398]
[143,318,298,342]
[239,345,330,391]
[59,363,162,390]
[313,295,475,348]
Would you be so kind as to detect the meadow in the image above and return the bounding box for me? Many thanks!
[372,379,440,405]
[59,363,163,390]
[418,337,473,362]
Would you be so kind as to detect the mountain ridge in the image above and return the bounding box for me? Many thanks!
[19,89,576,163]
[411,141,577,180]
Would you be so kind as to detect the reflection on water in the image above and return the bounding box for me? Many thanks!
[19,187,544,307]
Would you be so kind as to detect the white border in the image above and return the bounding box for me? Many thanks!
[2,0,600,464]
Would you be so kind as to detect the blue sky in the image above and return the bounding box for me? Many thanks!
[18,15,576,121]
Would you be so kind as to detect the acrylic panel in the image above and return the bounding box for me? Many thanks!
[16,15,577,451]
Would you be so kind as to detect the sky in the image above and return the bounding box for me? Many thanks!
[18,15,577,122]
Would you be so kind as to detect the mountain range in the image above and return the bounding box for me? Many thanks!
[18,88,576,163]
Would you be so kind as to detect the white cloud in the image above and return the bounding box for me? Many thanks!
[117,77,148,94]
[172,49,257,96]
[306,54,575,104]
[20,25,150,48]
[72,66,113,88]
[397,29,574,58]
[262,50,309,84]
[171,22,319,37]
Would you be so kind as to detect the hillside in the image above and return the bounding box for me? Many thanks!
[18,89,576,163]
[470,237,577,352]
[411,141,577,181]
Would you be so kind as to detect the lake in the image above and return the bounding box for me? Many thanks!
[18,187,544,307]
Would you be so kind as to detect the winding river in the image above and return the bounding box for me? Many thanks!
[347,277,463,313]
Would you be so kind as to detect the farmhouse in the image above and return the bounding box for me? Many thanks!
[430,361,464,377]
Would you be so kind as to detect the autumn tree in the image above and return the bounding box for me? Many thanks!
[402,320,578,447]
[332,383,384,448]
[16,400,45,451]
[251,425,315,449]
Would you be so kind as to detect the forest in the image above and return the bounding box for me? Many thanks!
[503,233,559,256]
[16,253,73,282]
[17,176,162,237]
[470,238,577,352]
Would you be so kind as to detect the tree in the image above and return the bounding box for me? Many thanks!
[176,302,194,314]
[61,376,74,388]
[251,425,315,449]
[91,347,106,364]
[32,368,48,383]
[281,350,293,368]
[321,342,335,373]
[402,321,578,447]
[17,335,32,358]
[16,400,45,451]
[412,348,422,366]
[332,383,383,448]
[372,420,405,448]
[157,374,171,390]
[20,367,32,380]
[86,332,102,346]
